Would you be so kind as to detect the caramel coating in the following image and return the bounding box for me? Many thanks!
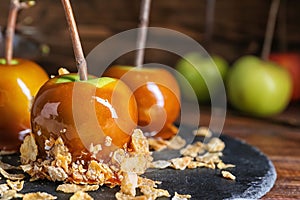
[31,75,138,162]
[103,66,181,139]
[0,58,48,150]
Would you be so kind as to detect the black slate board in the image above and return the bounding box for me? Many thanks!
[0,127,276,200]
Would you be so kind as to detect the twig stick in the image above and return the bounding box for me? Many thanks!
[61,0,87,80]
[135,0,151,68]
[278,0,287,52]
[261,0,281,61]
[5,0,35,65]
[204,0,216,53]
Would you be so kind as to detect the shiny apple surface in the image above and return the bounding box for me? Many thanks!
[103,66,180,139]
[31,74,138,162]
[0,58,48,150]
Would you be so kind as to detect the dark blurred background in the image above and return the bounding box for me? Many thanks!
[0,0,299,75]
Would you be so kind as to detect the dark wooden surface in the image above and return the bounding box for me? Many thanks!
[193,103,300,199]
[1,0,300,74]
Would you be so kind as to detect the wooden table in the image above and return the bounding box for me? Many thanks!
[193,103,300,199]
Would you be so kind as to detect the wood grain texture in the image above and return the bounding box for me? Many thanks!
[0,0,300,74]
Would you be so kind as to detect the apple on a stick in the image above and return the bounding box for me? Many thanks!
[226,0,292,117]
[103,0,181,139]
[30,0,138,162]
[103,66,180,139]
[0,0,48,151]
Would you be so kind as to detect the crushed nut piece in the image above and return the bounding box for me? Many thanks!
[131,129,149,153]
[180,142,205,158]
[167,136,186,150]
[20,133,38,164]
[69,191,94,200]
[196,152,222,163]
[204,161,216,169]
[57,183,99,193]
[105,136,113,147]
[89,143,102,158]
[147,138,168,152]
[50,137,72,172]
[187,161,206,169]
[47,166,68,182]
[115,192,147,200]
[58,67,70,75]
[111,149,126,165]
[221,170,236,180]
[217,161,235,169]
[44,138,55,151]
[1,189,20,200]
[120,172,138,196]
[0,166,25,181]
[170,157,192,170]
[193,127,212,138]
[138,176,161,188]
[206,137,225,152]
[0,183,9,196]
[6,180,24,191]
[121,155,149,174]
[172,192,192,200]
[22,192,57,200]
[149,160,171,169]
[139,185,170,200]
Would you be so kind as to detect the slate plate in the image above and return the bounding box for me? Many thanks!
[0,127,276,200]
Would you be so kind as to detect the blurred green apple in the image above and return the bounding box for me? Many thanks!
[226,56,292,117]
[175,53,228,103]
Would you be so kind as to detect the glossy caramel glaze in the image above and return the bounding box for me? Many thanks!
[0,58,49,150]
[31,74,138,162]
[103,66,181,139]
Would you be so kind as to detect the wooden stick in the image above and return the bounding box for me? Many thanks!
[61,0,88,80]
[278,0,287,52]
[135,0,151,68]
[5,0,35,65]
[261,0,281,60]
[204,0,216,53]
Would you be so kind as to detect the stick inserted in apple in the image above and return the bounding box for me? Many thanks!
[30,0,138,162]
[226,0,292,117]
[103,0,181,139]
[0,0,49,151]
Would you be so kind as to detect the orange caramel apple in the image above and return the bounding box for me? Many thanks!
[0,58,48,150]
[31,74,138,162]
[103,66,181,139]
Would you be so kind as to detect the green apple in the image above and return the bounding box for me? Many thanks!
[226,56,292,117]
[31,73,138,162]
[175,53,228,103]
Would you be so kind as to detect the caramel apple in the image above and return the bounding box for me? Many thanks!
[31,73,138,162]
[103,66,181,139]
[0,0,48,151]
[0,58,48,150]
[19,0,151,187]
